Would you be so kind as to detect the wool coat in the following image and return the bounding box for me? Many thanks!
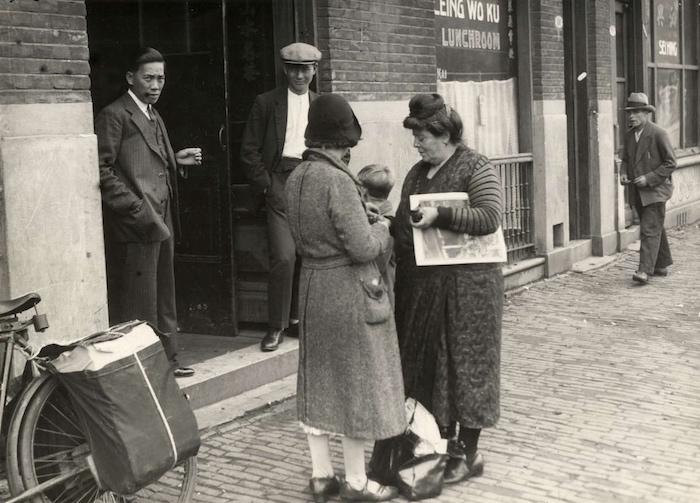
[620,121,676,207]
[284,148,406,440]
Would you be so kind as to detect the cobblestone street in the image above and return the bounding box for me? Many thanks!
[194,223,700,503]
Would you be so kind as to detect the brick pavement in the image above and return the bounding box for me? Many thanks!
[194,222,700,503]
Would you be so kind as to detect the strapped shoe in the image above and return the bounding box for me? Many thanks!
[444,451,484,484]
[310,475,342,503]
[632,271,649,284]
[339,479,399,502]
[444,440,484,485]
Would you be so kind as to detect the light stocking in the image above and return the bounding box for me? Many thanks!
[307,433,334,479]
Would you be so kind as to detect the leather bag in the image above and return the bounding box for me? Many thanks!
[369,400,447,501]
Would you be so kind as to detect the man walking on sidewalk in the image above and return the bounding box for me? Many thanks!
[619,92,676,285]
[240,42,321,351]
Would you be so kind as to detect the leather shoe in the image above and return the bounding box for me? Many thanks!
[261,328,284,352]
[444,451,484,484]
[654,267,668,276]
[287,323,300,338]
[444,441,484,485]
[339,479,398,502]
[310,475,342,503]
[172,367,195,378]
[632,271,649,284]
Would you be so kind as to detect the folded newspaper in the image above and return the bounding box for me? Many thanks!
[410,192,507,266]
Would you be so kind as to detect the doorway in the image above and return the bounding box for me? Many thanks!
[613,0,636,228]
[563,0,591,240]
[86,0,307,334]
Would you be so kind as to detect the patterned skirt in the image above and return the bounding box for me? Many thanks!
[394,259,503,429]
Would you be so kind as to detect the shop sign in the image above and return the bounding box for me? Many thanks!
[653,0,680,64]
[435,0,516,81]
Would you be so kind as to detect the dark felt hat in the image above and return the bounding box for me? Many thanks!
[625,92,656,112]
[305,94,362,147]
[280,42,321,65]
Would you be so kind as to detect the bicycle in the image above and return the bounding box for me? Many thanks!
[0,293,198,503]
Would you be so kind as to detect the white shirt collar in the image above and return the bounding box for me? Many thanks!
[287,88,309,102]
[128,90,151,118]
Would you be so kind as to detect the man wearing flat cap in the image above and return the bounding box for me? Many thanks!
[619,92,676,285]
[240,42,321,351]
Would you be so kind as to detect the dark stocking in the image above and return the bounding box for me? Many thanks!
[439,421,457,439]
[458,427,481,462]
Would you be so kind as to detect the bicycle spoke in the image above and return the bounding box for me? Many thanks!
[34,424,84,443]
[37,399,84,442]
[40,471,98,503]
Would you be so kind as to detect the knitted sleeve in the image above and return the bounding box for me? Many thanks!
[434,158,504,236]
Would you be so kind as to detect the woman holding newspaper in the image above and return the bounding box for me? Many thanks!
[393,93,505,486]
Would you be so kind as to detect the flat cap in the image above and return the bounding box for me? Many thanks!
[280,42,321,65]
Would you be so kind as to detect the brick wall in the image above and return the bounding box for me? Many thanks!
[0,0,90,105]
[315,0,436,101]
[587,0,612,101]
[530,0,565,101]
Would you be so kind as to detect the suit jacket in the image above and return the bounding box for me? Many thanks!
[620,121,676,206]
[96,93,184,243]
[239,87,318,197]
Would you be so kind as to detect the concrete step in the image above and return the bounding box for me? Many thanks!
[195,374,297,430]
[176,330,298,411]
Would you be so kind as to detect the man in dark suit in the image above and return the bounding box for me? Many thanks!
[96,47,202,376]
[620,92,676,285]
[240,42,321,351]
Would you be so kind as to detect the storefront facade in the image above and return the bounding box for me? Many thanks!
[2,0,700,340]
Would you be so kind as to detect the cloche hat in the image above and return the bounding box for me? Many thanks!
[280,42,321,65]
[305,94,362,147]
[625,92,656,112]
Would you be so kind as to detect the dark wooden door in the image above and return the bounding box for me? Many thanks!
[563,0,591,240]
[226,0,316,325]
[614,0,636,228]
[87,0,236,335]
[225,0,278,325]
[87,0,315,332]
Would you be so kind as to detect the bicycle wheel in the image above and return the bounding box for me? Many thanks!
[7,374,197,503]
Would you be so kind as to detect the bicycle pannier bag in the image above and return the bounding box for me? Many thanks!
[50,321,200,495]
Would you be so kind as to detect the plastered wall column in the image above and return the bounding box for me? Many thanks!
[0,103,107,343]
[531,99,570,254]
[589,100,618,255]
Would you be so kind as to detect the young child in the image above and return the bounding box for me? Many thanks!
[357,164,397,308]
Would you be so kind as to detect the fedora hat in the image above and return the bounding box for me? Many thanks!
[625,92,655,112]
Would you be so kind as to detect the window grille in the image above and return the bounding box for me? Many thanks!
[492,154,536,263]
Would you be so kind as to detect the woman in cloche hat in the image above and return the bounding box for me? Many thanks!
[284,94,406,502]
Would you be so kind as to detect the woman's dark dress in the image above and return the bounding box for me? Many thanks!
[393,144,504,429]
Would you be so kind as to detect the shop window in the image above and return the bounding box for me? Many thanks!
[647,0,699,149]
[434,0,518,156]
